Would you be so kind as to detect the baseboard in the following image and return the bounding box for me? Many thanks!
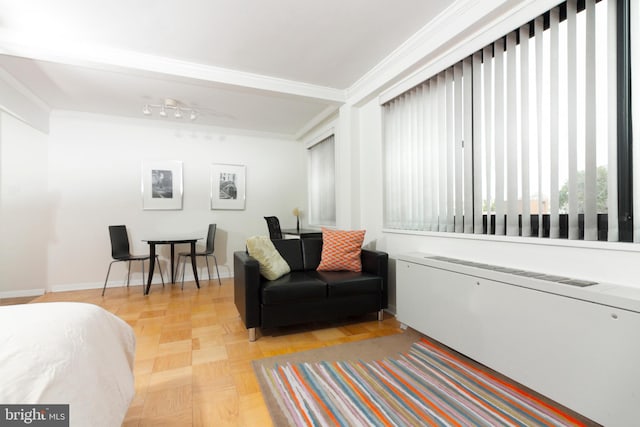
[386,303,397,315]
[178,270,232,283]
[1,272,232,295]
[51,278,163,293]
[50,272,233,293]
[0,288,45,299]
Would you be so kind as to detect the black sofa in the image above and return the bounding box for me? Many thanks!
[233,237,388,341]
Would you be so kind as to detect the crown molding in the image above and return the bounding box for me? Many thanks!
[0,30,346,104]
[347,0,562,106]
[294,105,339,141]
[0,67,50,133]
[51,109,297,141]
[346,0,507,105]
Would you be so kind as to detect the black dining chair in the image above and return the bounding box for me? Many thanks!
[300,232,323,239]
[264,216,283,239]
[103,225,164,296]
[178,224,222,289]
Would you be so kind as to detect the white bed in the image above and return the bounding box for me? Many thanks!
[0,302,136,427]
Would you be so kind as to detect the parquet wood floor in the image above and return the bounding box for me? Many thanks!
[0,296,36,306]
[31,279,403,426]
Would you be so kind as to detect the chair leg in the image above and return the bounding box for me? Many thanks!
[127,261,132,286]
[205,256,211,281]
[141,260,145,291]
[102,261,116,296]
[212,255,222,286]
[155,256,165,287]
[174,254,180,285]
[181,255,187,290]
[174,254,182,286]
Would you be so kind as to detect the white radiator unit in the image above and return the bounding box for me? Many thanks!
[397,252,640,427]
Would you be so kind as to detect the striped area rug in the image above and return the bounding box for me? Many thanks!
[257,337,587,426]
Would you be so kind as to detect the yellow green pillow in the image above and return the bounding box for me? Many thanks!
[246,236,291,280]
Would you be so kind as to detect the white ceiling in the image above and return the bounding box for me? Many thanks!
[0,0,453,137]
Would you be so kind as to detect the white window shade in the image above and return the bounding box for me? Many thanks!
[383,60,472,232]
[308,135,336,226]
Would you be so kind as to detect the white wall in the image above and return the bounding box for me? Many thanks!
[0,112,49,297]
[42,112,306,292]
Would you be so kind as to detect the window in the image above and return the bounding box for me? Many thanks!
[383,0,634,242]
[308,134,336,226]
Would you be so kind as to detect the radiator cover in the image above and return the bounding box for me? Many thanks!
[397,252,640,427]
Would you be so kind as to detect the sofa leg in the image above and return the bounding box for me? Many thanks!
[248,328,256,342]
[377,309,384,321]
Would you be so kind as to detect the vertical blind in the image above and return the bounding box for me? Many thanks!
[633,0,640,242]
[308,134,336,226]
[383,0,621,242]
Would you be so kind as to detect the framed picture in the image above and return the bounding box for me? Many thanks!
[210,163,246,210]
[141,160,183,210]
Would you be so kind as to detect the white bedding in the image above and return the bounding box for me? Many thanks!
[0,302,136,427]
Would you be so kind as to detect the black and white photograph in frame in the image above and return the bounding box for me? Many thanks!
[211,164,246,210]
[142,160,183,210]
[152,169,173,198]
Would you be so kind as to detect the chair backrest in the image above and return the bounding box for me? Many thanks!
[109,225,131,260]
[264,216,283,239]
[300,232,323,239]
[205,224,217,254]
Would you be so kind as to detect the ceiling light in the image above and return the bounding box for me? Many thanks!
[142,98,199,121]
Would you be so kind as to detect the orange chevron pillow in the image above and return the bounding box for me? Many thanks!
[317,228,366,272]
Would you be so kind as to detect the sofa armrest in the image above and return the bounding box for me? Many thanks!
[233,251,262,329]
[361,249,389,309]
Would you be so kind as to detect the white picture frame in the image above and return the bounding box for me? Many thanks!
[141,160,183,210]
[210,163,246,210]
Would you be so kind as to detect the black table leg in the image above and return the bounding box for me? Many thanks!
[190,241,200,288]
[170,243,176,283]
[145,243,156,295]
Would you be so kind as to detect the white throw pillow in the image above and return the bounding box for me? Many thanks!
[246,236,291,280]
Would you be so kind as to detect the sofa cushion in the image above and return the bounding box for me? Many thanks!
[246,236,290,280]
[272,239,304,271]
[261,272,327,304]
[312,271,382,297]
[317,228,365,272]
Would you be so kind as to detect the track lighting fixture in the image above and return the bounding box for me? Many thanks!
[142,98,199,121]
